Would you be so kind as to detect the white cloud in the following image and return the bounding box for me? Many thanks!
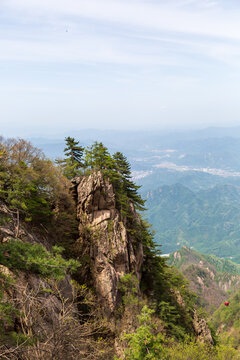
[1,0,240,70]
[2,0,240,134]
[3,0,240,40]
[0,34,182,66]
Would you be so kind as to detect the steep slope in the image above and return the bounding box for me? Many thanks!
[211,290,240,349]
[146,183,240,259]
[69,172,217,353]
[169,247,240,312]
[0,136,219,358]
[71,171,144,315]
[0,201,111,360]
[0,172,214,358]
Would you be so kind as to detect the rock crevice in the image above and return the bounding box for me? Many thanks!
[73,171,144,315]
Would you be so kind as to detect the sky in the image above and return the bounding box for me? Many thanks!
[2,0,240,137]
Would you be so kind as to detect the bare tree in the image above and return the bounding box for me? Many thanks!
[0,279,113,360]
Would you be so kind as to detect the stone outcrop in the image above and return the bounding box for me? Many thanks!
[193,310,214,344]
[72,171,144,315]
[0,171,214,355]
[72,172,214,344]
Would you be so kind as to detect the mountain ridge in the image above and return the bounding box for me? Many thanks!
[146,183,240,260]
[168,246,240,312]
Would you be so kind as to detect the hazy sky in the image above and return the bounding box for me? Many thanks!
[2,0,240,137]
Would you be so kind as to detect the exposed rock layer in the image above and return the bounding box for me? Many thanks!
[170,247,240,312]
[72,172,144,315]
[193,310,214,344]
[0,173,214,351]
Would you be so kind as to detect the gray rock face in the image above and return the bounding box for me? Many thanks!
[193,310,214,344]
[73,172,144,315]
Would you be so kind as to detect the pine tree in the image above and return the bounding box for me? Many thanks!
[113,152,131,178]
[57,137,84,179]
[113,152,145,211]
[84,141,113,170]
[64,137,84,164]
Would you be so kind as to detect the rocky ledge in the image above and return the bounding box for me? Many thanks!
[72,171,144,315]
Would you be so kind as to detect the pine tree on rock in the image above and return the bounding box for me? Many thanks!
[85,141,113,170]
[57,137,84,179]
[64,137,84,164]
[113,152,131,179]
[113,152,145,211]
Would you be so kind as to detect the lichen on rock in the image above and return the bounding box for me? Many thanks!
[72,171,144,315]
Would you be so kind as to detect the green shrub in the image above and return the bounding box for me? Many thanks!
[167,339,239,360]
[0,240,79,279]
[119,309,239,360]
[116,305,167,360]
[118,273,139,307]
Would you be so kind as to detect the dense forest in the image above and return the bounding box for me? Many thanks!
[146,183,240,260]
[0,137,239,359]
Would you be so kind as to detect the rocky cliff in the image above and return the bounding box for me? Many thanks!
[0,171,215,359]
[71,171,144,315]
[71,172,214,345]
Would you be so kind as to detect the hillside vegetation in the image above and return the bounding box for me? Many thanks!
[169,247,240,275]
[169,247,240,312]
[146,183,240,261]
[0,137,239,359]
[211,289,240,350]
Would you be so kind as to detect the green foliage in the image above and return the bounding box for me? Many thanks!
[57,139,147,222]
[204,254,240,275]
[157,300,185,338]
[2,160,53,224]
[210,289,240,349]
[107,220,114,234]
[64,137,84,164]
[212,290,240,331]
[0,240,79,279]
[167,338,239,360]
[168,246,240,314]
[118,306,239,360]
[118,273,139,307]
[168,246,240,276]
[116,305,167,360]
[83,143,146,218]
[51,193,79,256]
[146,183,240,258]
[141,238,197,339]
[56,137,84,179]
[112,152,145,213]
[9,331,35,346]
[0,138,73,227]
[85,141,113,171]
[0,137,80,259]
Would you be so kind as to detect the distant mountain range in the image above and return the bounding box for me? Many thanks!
[27,127,240,194]
[146,183,240,261]
[29,127,240,169]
